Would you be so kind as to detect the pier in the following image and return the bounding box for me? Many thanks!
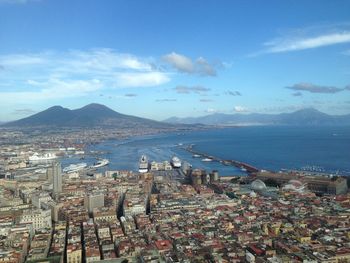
[183,145,260,174]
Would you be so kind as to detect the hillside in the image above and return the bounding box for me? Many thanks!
[3,103,172,129]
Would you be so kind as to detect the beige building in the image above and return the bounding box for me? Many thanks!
[85,192,104,213]
[19,209,51,231]
[66,245,82,263]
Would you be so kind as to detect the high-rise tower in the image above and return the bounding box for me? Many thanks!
[53,162,62,194]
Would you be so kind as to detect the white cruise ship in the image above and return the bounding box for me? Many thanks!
[29,152,57,162]
[171,156,181,168]
[139,155,149,173]
[90,159,109,169]
[63,162,87,173]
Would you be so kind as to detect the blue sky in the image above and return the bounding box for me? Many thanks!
[0,0,350,121]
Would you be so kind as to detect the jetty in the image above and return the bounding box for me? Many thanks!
[184,145,260,174]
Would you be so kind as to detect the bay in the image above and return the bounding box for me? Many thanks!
[62,126,350,176]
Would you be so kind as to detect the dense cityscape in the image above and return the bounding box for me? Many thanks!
[0,127,349,263]
[1,1,350,262]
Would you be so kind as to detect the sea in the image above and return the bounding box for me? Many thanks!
[61,126,350,176]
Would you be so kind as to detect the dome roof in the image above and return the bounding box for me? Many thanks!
[282,180,306,192]
[250,191,257,198]
[288,180,303,187]
[251,179,267,191]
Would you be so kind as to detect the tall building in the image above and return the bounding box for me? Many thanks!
[53,162,62,194]
[46,166,53,183]
[84,192,104,213]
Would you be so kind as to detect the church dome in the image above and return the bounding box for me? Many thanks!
[251,179,267,191]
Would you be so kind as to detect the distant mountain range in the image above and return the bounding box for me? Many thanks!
[3,106,350,129]
[165,108,350,126]
[3,103,173,129]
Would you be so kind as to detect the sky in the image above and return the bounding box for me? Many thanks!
[0,0,350,121]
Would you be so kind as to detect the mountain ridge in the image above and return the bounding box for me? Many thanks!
[164,108,350,126]
[3,103,172,129]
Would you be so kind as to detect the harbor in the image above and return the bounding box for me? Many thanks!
[183,144,260,174]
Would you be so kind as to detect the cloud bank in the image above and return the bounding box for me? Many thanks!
[286,83,348,94]
[0,49,170,103]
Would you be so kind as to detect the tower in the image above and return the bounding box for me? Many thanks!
[46,166,53,183]
[84,192,104,213]
[53,162,62,194]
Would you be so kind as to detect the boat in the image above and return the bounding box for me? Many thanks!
[63,163,87,173]
[201,158,213,162]
[139,155,149,173]
[90,159,109,169]
[29,152,57,162]
[192,154,201,158]
[171,156,182,168]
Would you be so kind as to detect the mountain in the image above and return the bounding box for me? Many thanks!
[164,108,350,126]
[3,103,173,129]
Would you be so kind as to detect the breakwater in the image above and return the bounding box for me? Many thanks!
[183,144,260,174]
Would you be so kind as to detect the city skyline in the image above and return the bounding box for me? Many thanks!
[1,0,350,121]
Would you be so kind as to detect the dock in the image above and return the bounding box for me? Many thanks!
[183,145,260,174]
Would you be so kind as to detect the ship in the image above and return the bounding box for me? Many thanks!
[139,155,149,173]
[201,158,213,162]
[171,156,182,168]
[90,159,109,169]
[29,152,57,162]
[63,162,87,173]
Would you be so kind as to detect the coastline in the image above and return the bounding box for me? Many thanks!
[55,126,350,177]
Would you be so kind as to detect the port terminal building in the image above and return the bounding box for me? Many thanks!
[254,171,348,195]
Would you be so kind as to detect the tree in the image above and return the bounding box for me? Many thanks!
[264,178,280,187]
[112,173,118,180]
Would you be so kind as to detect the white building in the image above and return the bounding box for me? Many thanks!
[31,192,52,209]
[19,209,52,231]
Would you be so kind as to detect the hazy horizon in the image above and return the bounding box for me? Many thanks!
[2,103,350,125]
[1,0,350,121]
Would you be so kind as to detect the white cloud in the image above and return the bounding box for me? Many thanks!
[233,106,248,112]
[1,53,47,66]
[264,32,350,53]
[0,49,170,102]
[0,78,102,104]
[206,108,218,113]
[115,72,170,87]
[59,49,152,73]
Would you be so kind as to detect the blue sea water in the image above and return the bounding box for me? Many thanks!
[62,126,350,176]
